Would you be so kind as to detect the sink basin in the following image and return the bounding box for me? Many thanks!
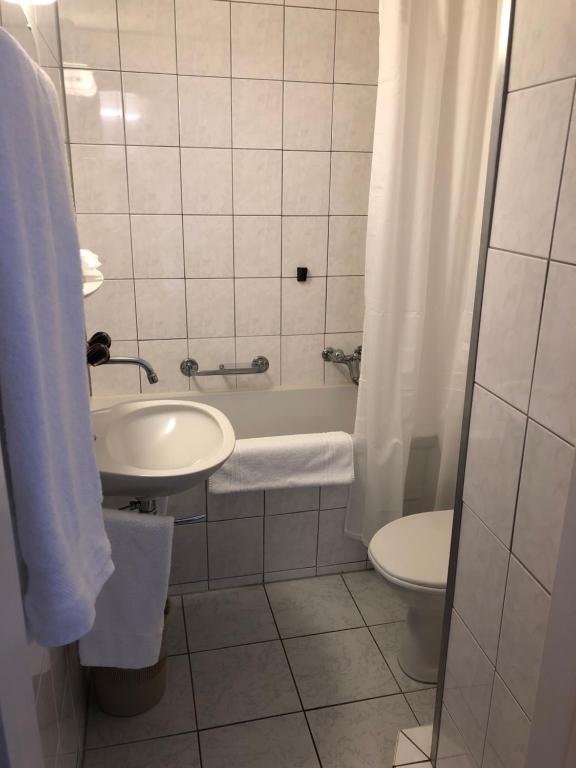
[92,399,235,498]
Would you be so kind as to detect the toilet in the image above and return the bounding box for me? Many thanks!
[368,509,453,684]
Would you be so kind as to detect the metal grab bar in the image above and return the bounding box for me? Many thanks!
[180,356,269,377]
[322,346,362,385]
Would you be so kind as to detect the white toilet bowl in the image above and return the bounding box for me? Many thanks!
[368,509,453,684]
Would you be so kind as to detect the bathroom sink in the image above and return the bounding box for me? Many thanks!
[91,400,235,498]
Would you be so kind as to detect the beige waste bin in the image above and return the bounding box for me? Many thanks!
[92,599,170,717]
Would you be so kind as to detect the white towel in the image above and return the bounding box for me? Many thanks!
[79,510,174,669]
[209,432,354,494]
[0,30,113,646]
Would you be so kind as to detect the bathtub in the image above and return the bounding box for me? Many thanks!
[93,384,366,590]
[91,384,358,438]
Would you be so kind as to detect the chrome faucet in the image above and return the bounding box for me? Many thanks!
[86,332,159,384]
[322,345,362,385]
[105,356,159,384]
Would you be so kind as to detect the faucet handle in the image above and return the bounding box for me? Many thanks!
[88,331,112,348]
[87,343,110,367]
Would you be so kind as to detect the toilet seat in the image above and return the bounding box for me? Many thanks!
[368,509,453,593]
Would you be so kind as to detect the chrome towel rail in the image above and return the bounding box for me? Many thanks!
[180,356,269,377]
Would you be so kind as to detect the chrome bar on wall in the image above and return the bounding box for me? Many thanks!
[180,356,269,377]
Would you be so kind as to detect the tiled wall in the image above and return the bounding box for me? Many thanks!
[114,483,368,592]
[59,0,378,396]
[32,644,87,768]
[438,1,576,767]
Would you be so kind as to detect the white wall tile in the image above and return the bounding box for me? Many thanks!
[264,510,319,571]
[170,522,208,585]
[234,217,281,277]
[59,0,119,70]
[175,0,230,77]
[208,517,263,579]
[443,611,494,768]
[117,0,176,74]
[326,276,364,332]
[281,278,327,335]
[509,0,576,91]
[496,557,550,718]
[232,79,282,150]
[186,279,235,338]
[84,279,137,340]
[337,0,378,10]
[320,485,350,510]
[328,216,367,275]
[283,151,331,215]
[334,11,379,84]
[324,331,362,384]
[187,337,237,392]
[235,278,281,336]
[139,338,189,393]
[551,110,576,264]
[208,491,264,522]
[332,84,376,151]
[131,215,184,278]
[127,146,181,214]
[122,72,179,145]
[475,249,546,411]
[490,80,574,257]
[135,279,187,339]
[329,152,372,214]
[181,148,232,214]
[265,487,320,516]
[290,0,335,7]
[169,484,206,520]
[65,69,123,144]
[183,216,234,278]
[282,216,328,277]
[512,420,574,592]
[463,386,526,546]
[179,76,231,149]
[483,676,530,768]
[90,340,140,395]
[530,261,576,443]
[265,568,317,582]
[231,3,283,80]
[283,82,333,152]
[317,508,367,566]
[71,144,128,213]
[76,214,133,279]
[453,506,509,663]
[281,334,325,386]
[43,67,67,135]
[233,150,282,215]
[284,7,335,83]
[236,335,281,389]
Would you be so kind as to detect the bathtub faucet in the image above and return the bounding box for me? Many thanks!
[86,331,159,384]
[322,345,362,385]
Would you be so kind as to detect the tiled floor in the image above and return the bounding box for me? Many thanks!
[83,572,437,768]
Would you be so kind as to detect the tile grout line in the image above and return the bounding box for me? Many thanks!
[180,592,205,768]
[323,4,338,384]
[114,0,142,395]
[172,0,192,395]
[279,1,286,384]
[261,584,325,767]
[229,1,239,385]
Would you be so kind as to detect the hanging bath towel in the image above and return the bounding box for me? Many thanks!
[0,30,114,646]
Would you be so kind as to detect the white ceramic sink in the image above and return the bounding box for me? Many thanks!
[92,399,235,498]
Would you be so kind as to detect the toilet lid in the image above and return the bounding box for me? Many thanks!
[368,510,453,590]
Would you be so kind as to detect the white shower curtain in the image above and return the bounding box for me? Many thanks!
[346,0,499,545]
